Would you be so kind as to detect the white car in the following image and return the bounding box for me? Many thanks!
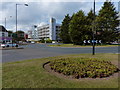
[1,43,19,48]
[31,41,35,44]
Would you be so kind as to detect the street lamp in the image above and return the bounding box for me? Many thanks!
[5,16,12,29]
[16,3,28,43]
[92,0,95,55]
[4,16,12,43]
[5,18,6,29]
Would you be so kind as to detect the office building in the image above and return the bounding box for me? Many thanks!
[37,18,61,41]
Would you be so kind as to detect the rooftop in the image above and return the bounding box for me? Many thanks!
[0,25,7,32]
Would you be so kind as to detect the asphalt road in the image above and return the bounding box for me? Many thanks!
[2,43,119,63]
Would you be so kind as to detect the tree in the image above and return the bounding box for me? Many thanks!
[7,30,13,37]
[86,9,95,40]
[69,10,87,45]
[95,0,119,43]
[15,30,25,41]
[59,14,71,43]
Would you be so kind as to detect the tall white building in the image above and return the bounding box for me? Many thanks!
[37,18,61,41]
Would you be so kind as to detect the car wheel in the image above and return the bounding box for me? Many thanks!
[6,45,9,47]
[16,45,18,47]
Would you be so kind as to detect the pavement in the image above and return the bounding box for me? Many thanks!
[1,43,119,63]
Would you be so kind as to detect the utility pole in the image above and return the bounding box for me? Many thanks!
[5,18,6,29]
[92,0,95,55]
[16,4,18,43]
[4,18,6,43]
[4,16,12,43]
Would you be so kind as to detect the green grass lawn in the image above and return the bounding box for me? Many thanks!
[48,44,119,47]
[2,53,119,88]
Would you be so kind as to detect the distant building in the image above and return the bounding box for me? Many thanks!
[17,31,25,38]
[27,25,39,41]
[0,25,12,43]
[37,18,61,41]
[28,30,32,39]
[24,33,28,39]
[32,25,38,39]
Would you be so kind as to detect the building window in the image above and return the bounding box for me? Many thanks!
[2,33,5,37]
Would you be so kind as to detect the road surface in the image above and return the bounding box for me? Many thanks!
[2,43,119,63]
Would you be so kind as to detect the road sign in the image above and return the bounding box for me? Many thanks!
[95,40,98,43]
[83,40,102,44]
[99,40,101,43]
[88,40,90,43]
[92,40,95,43]
[83,40,86,43]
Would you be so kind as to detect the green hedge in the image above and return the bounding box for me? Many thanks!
[50,58,119,78]
[46,39,52,43]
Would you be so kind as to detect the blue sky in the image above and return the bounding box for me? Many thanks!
[0,0,119,33]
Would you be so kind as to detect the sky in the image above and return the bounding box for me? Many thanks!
[0,0,119,33]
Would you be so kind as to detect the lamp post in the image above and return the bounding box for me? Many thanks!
[16,3,28,43]
[92,0,95,55]
[4,18,6,29]
[4,16,12,43]
[4,16,12,29]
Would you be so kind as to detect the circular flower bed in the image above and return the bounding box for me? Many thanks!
[49,58,119,79]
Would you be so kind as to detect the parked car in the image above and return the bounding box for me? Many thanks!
[1,43,19,48]
[110,41,119,45]
[31,41,35,44]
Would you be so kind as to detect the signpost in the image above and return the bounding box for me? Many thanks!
[92,0,96,55]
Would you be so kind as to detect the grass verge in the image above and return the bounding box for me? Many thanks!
[2,53,119,88]
[48,44,119,47]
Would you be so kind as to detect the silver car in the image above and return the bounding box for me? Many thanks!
[1,43,19,48]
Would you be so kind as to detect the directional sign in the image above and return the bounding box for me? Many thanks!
[88,40,90,43]
[83,40,86,43]
[95,40,98,43]
[83,40,102,44]
[99,40,101,43]
[92,40,95,43]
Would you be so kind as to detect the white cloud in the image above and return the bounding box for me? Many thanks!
[0,1,119,33]
[38,22,47,27]
[1,0,120,2]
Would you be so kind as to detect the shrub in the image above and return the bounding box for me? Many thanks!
[41,38,45,43]
[50,58,119,78]
[46,38,52,43]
